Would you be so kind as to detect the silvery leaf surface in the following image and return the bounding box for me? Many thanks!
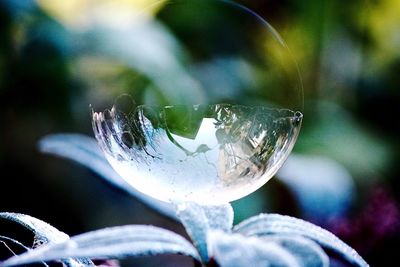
[233,213,369,267]
[207,230,300,267]
[259,235,329,267]
[0,225,200,267]
[0,212,69,245]
[203,204,234,233]
[0,235,30,251]
[174,202,233,262]
[0,235,31,258]
[39,133,176,220]
[0,213,93,267]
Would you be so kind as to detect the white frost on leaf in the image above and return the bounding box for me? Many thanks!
[38,134,176,220]
[174,202,233,262]
[0,212,69,245]
[0,225,199,267]
[259,235,329,267]
[0,235,31,257]
[234,213,369,267]
[203,203,234,232]
[0,213,93,267]
[207,230,300,267]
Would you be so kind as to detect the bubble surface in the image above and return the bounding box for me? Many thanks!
[93,103,302,204]
[92,0,304,204]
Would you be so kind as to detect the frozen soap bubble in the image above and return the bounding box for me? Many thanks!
[92,0,303,205]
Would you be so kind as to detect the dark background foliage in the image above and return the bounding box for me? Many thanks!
[0,0,399,266]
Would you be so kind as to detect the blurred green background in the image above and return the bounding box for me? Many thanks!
[0,0,399,266]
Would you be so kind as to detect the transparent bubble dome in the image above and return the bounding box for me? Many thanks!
[93,100,302,204]
[91,0,304,204]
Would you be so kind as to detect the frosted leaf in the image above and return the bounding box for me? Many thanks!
[207,230,300,267]
[0,225,199,267]
[203,204,233,232]
[0,235,31,259]
[174,202,233,262]
[174,202,208,262]
[259,235,329,267]
[233,213,369,267]
[38,134,176,220]
[0,212,69,245]
[0,213,94,267]
[0,235,30,250]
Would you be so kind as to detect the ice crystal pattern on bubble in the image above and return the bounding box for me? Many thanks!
[92,102,302,204]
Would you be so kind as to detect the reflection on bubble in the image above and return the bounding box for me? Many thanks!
[92,0,304,204]
[93,101,302,204]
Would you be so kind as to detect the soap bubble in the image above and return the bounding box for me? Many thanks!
[92,0,303,204]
